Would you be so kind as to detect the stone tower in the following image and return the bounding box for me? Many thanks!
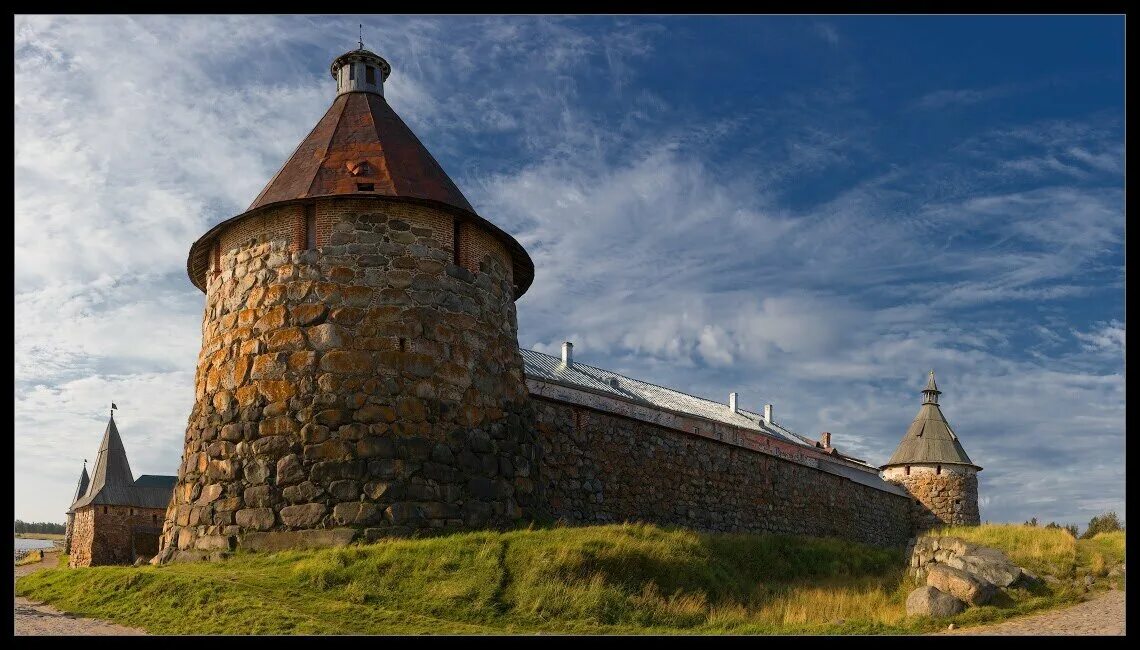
[158,45,540,561]
[63,461,90,555]
[881,371,981,531]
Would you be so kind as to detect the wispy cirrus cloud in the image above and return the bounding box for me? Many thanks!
[813,22,841,47]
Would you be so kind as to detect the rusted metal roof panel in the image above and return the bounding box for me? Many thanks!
[247,92,475,214]
[188,92,532,298]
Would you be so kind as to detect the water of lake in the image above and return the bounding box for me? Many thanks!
[14,537,58,551]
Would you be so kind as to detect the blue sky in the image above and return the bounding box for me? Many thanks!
[14,15,1124,529]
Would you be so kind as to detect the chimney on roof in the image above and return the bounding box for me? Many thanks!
[820,432,831,448]
[561,341,573,367]
[763,404,773,424]
[729,392,738,413]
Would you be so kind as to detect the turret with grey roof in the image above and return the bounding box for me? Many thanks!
[63,462,91,554]
[882,370,981,471]
[881,371,981,529]
[67,463,90,515]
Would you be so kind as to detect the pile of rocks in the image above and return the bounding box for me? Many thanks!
[905,536,1029,617]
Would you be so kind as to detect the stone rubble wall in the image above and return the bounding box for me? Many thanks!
[69,505,166,567]
[887,469,980,532]
[63,512,75,555]
[533,397,912,548]
[66,508,95,567]
[159,199,541,561]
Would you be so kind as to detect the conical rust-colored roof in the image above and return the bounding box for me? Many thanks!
[187,51,535,299]
[246,92,476,214]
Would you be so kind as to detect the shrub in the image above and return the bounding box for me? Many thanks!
[1080,512,1123,539]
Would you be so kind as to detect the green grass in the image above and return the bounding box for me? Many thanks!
[15,523,1115,635]
[1076,531,1125,588]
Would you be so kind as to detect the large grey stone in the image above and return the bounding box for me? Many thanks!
[235,508,276,531]
[306,323,344,351]
[280,503,326,528]
[927,563,997,606]
[945,548,1022,587]
[333,502,382,525]
[906,586,966,618]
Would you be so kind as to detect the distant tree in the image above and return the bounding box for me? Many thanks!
[1081,512,1124,539]
[1044,522,1079,537]
[13,520,66,535]
[1024,517,1039,527]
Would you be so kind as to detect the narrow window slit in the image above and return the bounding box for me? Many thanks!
[305,204,317,249]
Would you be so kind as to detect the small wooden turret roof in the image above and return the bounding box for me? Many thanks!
[882,371,981,470]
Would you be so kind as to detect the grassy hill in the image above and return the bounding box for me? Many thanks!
[15,523,1118,635]
[931,524,1125,589]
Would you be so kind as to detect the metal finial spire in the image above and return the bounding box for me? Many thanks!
[358,24,364,50]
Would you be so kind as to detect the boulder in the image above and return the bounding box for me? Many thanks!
[945,548,1022,587]
[906,586,966,617]
[1013,568,1043,589]
[926,563,997,606]
[936,537,977,557]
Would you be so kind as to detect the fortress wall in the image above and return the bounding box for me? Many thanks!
[68,505,165,567]
[160,198,537,561]
[532,396,912,548]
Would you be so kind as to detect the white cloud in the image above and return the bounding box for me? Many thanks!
[813,23,840,47]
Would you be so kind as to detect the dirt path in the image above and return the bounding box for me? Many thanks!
[14,553,148,636]
[936,589,1125,636]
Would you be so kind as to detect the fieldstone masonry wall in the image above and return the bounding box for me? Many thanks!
[64,512,75,555]
[883,465,979,531]
[69,505,165,567]
[159,198,541,561]
[533,397,912,548]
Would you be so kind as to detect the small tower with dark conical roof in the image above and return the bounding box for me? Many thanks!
[881,371,981,531]
[68,411,176,567]
[63,461,90,554]
[160,42,540,561]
